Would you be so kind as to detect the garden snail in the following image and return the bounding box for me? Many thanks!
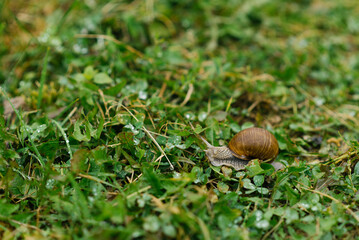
[199,127,279,170]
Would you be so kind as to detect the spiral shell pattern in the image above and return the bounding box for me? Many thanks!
[228,127,279,161]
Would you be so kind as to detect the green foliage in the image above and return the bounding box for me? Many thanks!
[1,0,359,239]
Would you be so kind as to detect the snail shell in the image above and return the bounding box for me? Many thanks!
[201,127,279,170]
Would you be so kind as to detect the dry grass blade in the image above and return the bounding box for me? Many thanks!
[324,149,358,165]
[10,219,42,232]
[78,173,117,188]
[126,186,152,199]
[315,177,337,191]
[180,83,194,106]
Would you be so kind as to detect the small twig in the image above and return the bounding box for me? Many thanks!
[107,142,122,148]
[316,177,336,191]
[98,89,110,118]
[132,173,143,183]
[96,101,106,120]
[36,207,41,228]
[325,150,358,165]
[127,169,135,183]
[61,106,78,126]
[159,72,171,98]
[122,104,174,170]
[10,219,42,232]
[180,83,194,106]
[159,82,167,98]
[154,154,165,170]
[126,186,152,199]
[78,173,116,188]
[146,109,156,129]
[14,190,37,203]
[247,100,261,113]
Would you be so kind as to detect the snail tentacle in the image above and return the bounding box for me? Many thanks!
[198,135,213,148]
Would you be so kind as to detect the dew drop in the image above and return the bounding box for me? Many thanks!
[139,91,147,100]
[255,220,269,229]
[133,138,140,145]
[255,210,263,221]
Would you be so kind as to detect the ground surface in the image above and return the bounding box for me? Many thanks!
[1,0,359,239]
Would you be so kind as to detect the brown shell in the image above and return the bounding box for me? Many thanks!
[228,127,279,161]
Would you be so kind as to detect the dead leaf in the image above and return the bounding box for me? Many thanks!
[4,96,26,118]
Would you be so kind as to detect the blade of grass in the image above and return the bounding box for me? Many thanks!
[54,98,79,121]
[0,87,45,167]
[10,9,36,37]
[52,119,73,159]
[37,47,50,110]
[55,0,79,34]
[0,0,5,13]
[4,39,34,89]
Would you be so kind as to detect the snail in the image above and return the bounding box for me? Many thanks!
[198,127,279,170]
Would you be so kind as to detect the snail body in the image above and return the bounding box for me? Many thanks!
[200,127,279,170]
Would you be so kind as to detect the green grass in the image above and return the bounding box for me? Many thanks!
[1,0,359,239]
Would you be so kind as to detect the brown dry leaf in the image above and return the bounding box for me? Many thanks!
[3,96,26,118]
[71,149,90,173]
